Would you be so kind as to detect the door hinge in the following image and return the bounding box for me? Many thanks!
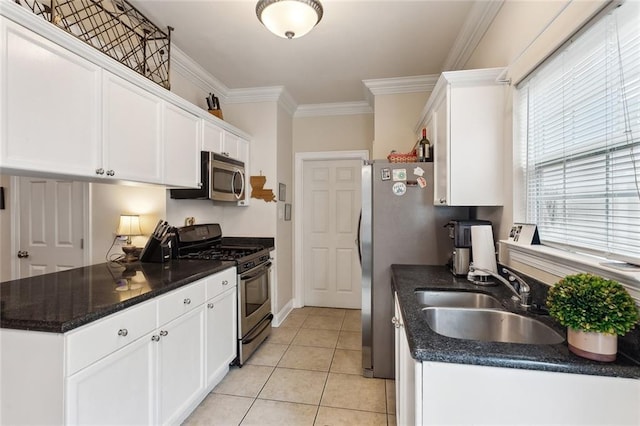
[80,238,84,250]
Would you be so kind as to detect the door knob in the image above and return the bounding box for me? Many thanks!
[17,250,29,259]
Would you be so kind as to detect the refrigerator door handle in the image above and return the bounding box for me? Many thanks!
[356,210,362,265]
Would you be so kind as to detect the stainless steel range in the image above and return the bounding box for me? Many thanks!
[175,223,273,366]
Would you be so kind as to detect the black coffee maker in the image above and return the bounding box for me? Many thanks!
[446,220,492,276]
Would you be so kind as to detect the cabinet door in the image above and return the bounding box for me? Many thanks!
[163,103,200,188]
[449,85,504,206]
[0,18,101,177]
[235,136,250,206]
[158,306,206,425]
[66,332,155,425]
[202,120,224,153]
[103,72,162,183]
[223,131,241,159]
[394,294,421,426]
[205,286,237,387]
[432,91,449,206]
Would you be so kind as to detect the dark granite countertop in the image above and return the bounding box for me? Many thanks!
[0,260,236,333]
[391,264,640,379]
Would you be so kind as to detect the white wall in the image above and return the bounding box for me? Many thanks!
[89,182,166,264]
[293,114,373,154]
[276,103,293,311]
[221,102,278,237]
[372,92,430,159]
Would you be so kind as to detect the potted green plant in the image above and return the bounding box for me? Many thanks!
[546,273,639,362]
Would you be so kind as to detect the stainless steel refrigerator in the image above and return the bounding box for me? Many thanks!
[360,161,468,378]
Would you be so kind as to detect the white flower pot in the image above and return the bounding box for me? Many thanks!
[567,328,617,362]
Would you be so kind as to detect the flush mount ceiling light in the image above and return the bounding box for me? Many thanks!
[256,0,323,39]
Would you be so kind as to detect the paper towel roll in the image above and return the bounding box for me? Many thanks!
[471,225,497,274]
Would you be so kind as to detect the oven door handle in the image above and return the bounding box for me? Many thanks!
[241,261,272,280]
[243,313,273,345]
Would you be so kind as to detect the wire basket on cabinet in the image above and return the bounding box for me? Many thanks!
[15,0,172,89]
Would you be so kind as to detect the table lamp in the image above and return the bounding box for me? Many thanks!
[117,214,143,262]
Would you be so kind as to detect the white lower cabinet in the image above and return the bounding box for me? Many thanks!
[205,286,237,387]
[394,294,422,426]
[157,306,206,425]
[66,331,156,425]
[0,267,237,425]
[394,292,640,426]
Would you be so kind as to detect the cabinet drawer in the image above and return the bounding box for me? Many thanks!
[66,300,156,375]
[157,279,206,326]
[206,267,237,300]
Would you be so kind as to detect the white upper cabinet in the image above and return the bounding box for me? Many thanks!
[0,17,101,177]
[418,68,506,206]
[202,120,224,154]
[202,121,246,162]
[0,8,250,191]
[102,72,163,184]
[222,132,241,160]
[163,103,201,188]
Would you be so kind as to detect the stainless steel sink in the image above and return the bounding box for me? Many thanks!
[415,290,503,309]
[422,307,564,345]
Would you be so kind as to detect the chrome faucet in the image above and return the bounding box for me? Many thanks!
[467,264,531,308]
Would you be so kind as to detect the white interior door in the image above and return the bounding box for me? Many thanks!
[303,159,362,308]
[16,177,85,278]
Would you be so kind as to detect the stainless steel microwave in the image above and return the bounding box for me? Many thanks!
[170,151,246,204]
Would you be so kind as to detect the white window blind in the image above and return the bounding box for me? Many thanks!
[518,1,640,265]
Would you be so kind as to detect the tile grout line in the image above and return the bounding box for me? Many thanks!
[237,323,304,425]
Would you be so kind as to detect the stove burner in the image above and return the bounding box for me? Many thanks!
[179,245,265,262]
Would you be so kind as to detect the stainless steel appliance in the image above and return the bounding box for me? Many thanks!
[360,161,468,379]
[445,220,492,276]
[169,152,246,204]
[175,223,272,366]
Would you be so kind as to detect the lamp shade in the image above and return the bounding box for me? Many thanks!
[117,215,142,237]
[256,0,323,39]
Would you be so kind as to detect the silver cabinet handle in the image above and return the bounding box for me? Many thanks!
[391,317,402,328]
[160,330,168,337]
[439,198,446,204]
[151,335,160,342]
[207,303,214,309]
[183,298,191,305]
[222,280,229,286]
[106,170,115,176]
[17,250,29,259]
[118,328,128,337]
[95,168,105,175]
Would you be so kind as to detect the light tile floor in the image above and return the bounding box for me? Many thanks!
[183,307,396,426]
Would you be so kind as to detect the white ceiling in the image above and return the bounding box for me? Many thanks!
[130,0,502,106]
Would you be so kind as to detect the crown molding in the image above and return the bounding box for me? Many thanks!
[362,75,439,97]
[294,101,373,118]
[442,0,505,71]
[170,46,230,101]
[225,86,298,116]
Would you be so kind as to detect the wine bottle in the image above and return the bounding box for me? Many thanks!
[419,129,431,162]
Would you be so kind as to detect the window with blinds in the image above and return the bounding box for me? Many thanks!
[517,1,640,265]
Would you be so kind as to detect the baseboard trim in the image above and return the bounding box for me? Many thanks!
[273,299,294,327]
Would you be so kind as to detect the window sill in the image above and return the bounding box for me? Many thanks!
[498,240,640,305]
